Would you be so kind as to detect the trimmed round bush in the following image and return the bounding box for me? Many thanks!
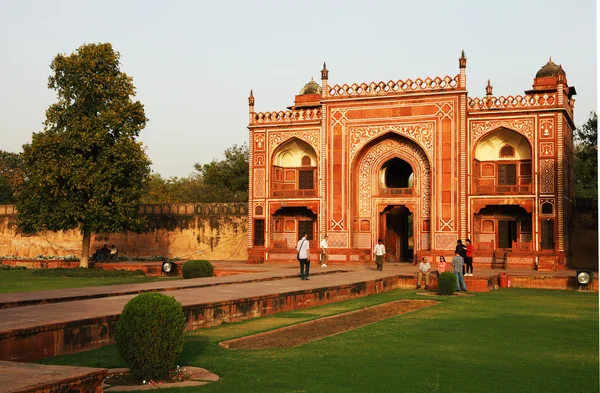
[438,272,457,295]
[115,292,186,381]
[182,260,214,279]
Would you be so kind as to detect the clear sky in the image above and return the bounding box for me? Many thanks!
[0,0,596,178]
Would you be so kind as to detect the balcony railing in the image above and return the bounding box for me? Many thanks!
[474,184,531,195]
[272,189,316,198]
[379,187,413,195]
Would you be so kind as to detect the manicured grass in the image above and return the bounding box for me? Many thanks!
[0,270,173,293]
[41,289,599,393]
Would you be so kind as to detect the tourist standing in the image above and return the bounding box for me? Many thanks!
[452,251,467,292]
[416,257,431,289]
[373,238,386,271]
[297,232,311,280]
[437,255,448,277]
[455,239,467,275]
[465,239,474,276]
[320,235,329,268]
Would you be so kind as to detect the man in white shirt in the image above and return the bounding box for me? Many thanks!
[373,238,386,271]
[320,235,328,268]
[296,232,311,280]
[417,256,432,289]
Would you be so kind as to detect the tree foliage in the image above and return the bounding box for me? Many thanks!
[574,111,598,199]
[141,144,249,204]
[16,43,151,267]
[194,143,249,202]
[0,151,25,204]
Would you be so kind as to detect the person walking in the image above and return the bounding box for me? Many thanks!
[373,238,386,271]
[297,232,311,280]
[320,235,329,268]
[452,251,467,292]
[416,257,431,289]
[465,239,474,276]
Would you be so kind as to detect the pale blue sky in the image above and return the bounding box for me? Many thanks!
[0,0,596,178]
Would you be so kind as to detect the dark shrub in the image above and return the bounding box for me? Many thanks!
[114,292,187,381]
[438,272,457,295]
[182,260,214,279]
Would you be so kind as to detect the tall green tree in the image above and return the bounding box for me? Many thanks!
[16,43,151,267]
[0,151,25,204]
[193,143,249,202]
[574,111,598,199]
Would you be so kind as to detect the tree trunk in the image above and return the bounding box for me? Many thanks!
[80,230,91,268]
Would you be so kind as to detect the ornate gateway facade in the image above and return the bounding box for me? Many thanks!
[247,52,576,270]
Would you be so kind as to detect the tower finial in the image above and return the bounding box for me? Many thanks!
[459,50,467,69]
[485,79,493,97]
[321,62,329,80]
[248,89,255,107]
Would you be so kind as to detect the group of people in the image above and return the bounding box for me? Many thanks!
[91,244,118,262]
[416,238,474,291]
[297,234,474,291]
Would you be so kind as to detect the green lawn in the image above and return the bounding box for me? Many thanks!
[0,270,172,293]
[41,289,599,393]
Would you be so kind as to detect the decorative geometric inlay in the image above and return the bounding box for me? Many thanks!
[331,218,344,230]
[254,153,265,166]
[254,134,265,151]
[540,142,554,157]
[349,254,360,261]
[435,102,454,120]
[540,119,554,139]
[331,108,348,128]
[253,168,265,198]
[435,234,459,250]
[327,233,348,248]
[540,159,555,193]
[477,233,495,244]
[358,138,430,217]
[421,233,430,250]
[353,232,371,249]
[440,218,453,231]
[350,123,434,160]
[269,253,297,260]
[329,255,347,261]
[269,130,319,155]
[471,118,534,145]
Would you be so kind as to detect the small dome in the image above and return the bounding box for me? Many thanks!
[536,58,566,78]
[299,78,322,95]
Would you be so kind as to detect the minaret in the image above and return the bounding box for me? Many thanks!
[321,62,329,97]
[485,80,493,97]
[459,50,467,89]
[248,90,255,124]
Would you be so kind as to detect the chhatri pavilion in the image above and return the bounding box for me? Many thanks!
[246,52,576,271]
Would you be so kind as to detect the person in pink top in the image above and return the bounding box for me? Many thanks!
[437,256,448,277]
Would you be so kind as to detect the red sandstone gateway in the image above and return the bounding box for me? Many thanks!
[247,53,576,271]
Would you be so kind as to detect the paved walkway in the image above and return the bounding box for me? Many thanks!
[0,261,584,335]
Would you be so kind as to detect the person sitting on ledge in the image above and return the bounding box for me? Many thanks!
[416,256,431,289]
[108,244,118,261]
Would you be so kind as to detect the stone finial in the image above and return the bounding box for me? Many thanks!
[321,62,329,80]
[459,50,467,69]
[485,79,493,97]
[248,90,255,107]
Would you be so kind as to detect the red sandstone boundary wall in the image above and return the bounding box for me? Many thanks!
[0,204,248,260]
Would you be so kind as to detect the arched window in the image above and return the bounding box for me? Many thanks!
[255,205,263,216]
[482,220,494,233]
[301,155,311,166]
[541,202,553,215]
[500,145,515,158]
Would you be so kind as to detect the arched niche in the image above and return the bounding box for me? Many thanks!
[474,128,532,161]
[273,138,317,167]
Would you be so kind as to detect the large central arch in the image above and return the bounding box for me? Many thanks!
[351,134,431,255]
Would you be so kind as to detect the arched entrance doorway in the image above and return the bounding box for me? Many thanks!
[380,205,413,261]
